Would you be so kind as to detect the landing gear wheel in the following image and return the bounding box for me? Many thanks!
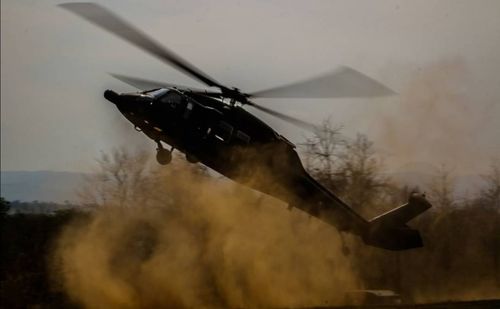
[156,141,172,165]
[156,149,172,165]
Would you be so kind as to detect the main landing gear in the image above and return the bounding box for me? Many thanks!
[155,141,200,165]
[156,141,173,165]
[185,153,199,164]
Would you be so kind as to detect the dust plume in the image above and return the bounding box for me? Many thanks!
[373,58,497,174]
[52,156,358,308]
[300,117,500,304]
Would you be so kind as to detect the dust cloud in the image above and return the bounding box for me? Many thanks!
[50,57,500,306]
[373,58,497,174]
[52,158,359,308]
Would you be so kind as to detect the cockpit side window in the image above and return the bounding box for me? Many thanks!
[145,88,169,98]
[184,102,194,119]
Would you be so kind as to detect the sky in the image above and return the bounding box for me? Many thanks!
[1,0,499,174]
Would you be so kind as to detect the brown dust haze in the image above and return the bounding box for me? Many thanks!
[50,59,500,307]
[52,157,358,308]
[370,59,498,174]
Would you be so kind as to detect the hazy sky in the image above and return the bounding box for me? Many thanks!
[2,0,499,174]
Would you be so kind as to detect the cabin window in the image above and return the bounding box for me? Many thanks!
[214,121,233,142]
[183,102,194,119]
[235,130,250,144]
[160,91,183,108]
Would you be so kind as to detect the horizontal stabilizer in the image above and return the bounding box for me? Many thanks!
[362,193,432,250]
[369,193,432,227]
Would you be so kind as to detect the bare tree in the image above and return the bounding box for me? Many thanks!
[336,133,390,214]
[480,159,500,209]
[301,119,389,215]
[301,118,345,189]
[428,164,455,209]
[79,148,152,207]
[79,148,212,208]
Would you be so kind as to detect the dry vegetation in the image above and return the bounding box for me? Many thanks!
[54,122,500,307]
[1,121,499,308]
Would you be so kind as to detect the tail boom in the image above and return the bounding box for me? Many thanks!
[289,173,432,250]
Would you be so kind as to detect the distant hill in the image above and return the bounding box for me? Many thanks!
[6,200,85,215]
[1,171,84,203]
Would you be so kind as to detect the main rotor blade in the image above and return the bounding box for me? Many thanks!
[110,73,210,92]
[246,102,317,132]
[250,66,396,98]
[59,2,224,89]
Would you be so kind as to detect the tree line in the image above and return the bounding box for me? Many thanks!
[1,120,499,307]
[302,120,500,302]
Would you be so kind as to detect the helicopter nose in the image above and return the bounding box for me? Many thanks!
[104,90,137,110]
[104,89,120,104]
[104,90,152,115]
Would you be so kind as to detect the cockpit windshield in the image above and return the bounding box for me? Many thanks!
[144,88,169,98]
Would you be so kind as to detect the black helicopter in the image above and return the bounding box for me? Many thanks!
[61,3,431,250]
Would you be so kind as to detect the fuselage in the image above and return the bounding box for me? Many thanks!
[106,88,303,195]
[104,88,369,235]
[103,87,433,250]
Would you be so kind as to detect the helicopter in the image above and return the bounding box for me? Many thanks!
[61,3,431,250]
